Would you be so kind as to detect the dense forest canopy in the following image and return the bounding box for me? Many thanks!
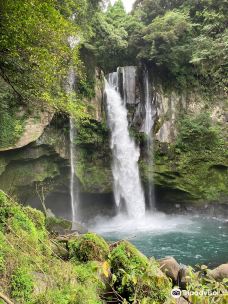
[93,0,228,91]
[0,0,227,121]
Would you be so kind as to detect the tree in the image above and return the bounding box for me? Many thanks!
[128,0,227,91]
[0,0,102,118]
[90,0,129,72]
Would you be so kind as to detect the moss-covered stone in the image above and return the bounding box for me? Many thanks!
[75,119,113,193]
[0,191,105,303]
[0,157,60,194]
[69,233,110,262]
[110,241,148,273]
[110,241,171,303]
[46,216,72,234]
[152,145,228,203]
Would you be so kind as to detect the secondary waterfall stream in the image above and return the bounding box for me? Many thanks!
[70,118,79,226]
[67,34,80,226]
[105,77,145,218]
[143,70,156,210]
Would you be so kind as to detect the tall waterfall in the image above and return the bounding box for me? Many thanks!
[105,78,145,218]
[67,34,80,225]
[143,71,156,210]
[69,117,77,223]
[68,70,80,225]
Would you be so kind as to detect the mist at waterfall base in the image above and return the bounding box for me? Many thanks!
[88,73,228,267]
[89,213,228,267]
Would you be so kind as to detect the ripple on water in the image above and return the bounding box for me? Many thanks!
[89,212,228,266]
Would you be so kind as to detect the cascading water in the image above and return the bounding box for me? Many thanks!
[69,117,77,223]
[143,70,156,210]
[121,66,136,104]
[67,34,80,225]
[105,77,145,218]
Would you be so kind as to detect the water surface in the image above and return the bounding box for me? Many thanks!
[90,212,228,267]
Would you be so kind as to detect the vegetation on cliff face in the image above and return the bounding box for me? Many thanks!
[141,112,228,202]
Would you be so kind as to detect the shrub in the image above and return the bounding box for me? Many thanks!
[110,241,171,303]
[69,233,109,262]
[176,113,220,151]
[11,267,34,301]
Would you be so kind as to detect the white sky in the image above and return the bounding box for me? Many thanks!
[110,0,136,13]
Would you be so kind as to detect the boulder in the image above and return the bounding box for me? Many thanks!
[51,241,69,259]
[158,257,181,282]
[176,297,189,304]
[68,233,110,262]
[210,263,228,281]
[32,272,50,296]
[46,216,72,235]
[110,241,171,303]
[0,106,54,151]
[178,265,191,289]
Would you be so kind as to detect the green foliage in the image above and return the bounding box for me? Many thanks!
[142,10,194,87]
[184,265,228,304]
[0,0,102,119]
[76,119,109,146]
[0,80,25,148]
[152,119,228,201]
[127,0,227,90]
[0,0,75,102]
[176,113,221,151]
[11,266,34,301]
[133,0,186,24]
[23,207,46,232]
[90,0,134,71]
[75,120,112,192]
[78,78,96,99]
[0,191,105,303]
[46,216,72,233]
[110,241,171,303]
[69,233,110,262]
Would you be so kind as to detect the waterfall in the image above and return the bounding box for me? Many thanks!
[69,117,77,223]
[67,34,80,225]
[68,70,80,225]
[121,66,136,104]
[105,79,145,218]
[143,70,156,210]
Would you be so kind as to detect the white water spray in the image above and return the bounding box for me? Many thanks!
[143,70,156,210]
[105,79,145,218]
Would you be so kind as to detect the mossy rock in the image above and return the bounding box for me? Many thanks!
[0,191,105,303]
[46,216,72,234]
[23,206,45,231]
[69,233,109,262]
[110,241,148,273]
[110,241,171,303]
